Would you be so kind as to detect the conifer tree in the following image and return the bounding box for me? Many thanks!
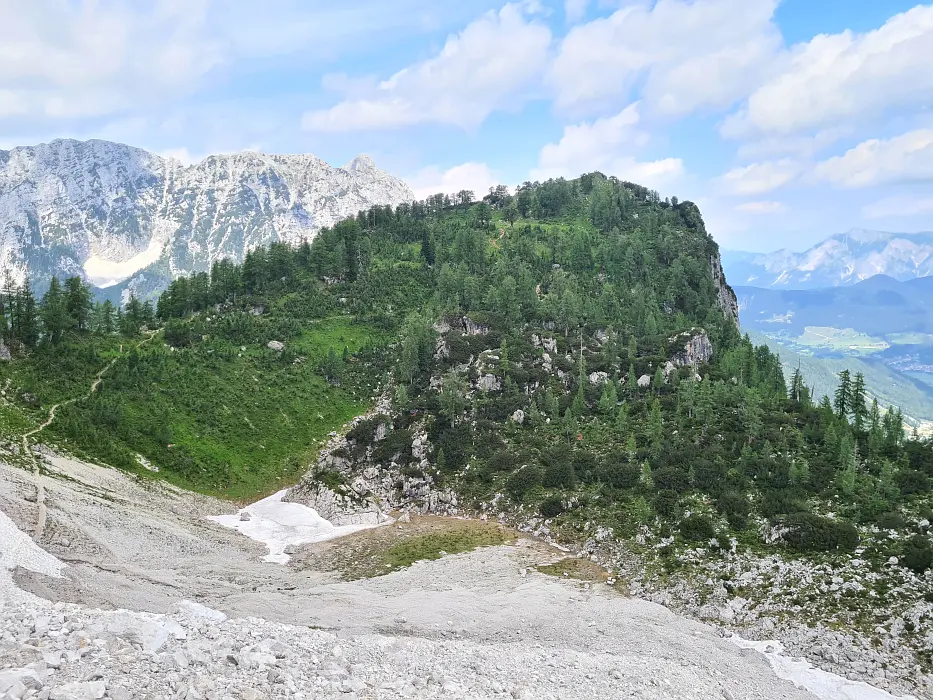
[834,369,852,420]
[851,372,867,431]
[40,277,69,344]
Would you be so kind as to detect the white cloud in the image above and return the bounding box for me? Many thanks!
[734,200,786,214]
[0,0,223,119]
[723,5,933,138]
[863,194,933,220]
[531,103,683,188]
[407,162,502,200]
[302,4,551,132]
[720,159,802,195]
[549,0,781,116]
[813,129,933,188]
[565,0,589,23]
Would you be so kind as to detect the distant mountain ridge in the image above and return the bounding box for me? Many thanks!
[0,139,414,299]
[735,274,933,337]
[723,229,933,289]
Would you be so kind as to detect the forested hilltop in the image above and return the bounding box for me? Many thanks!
[2,174,932,597]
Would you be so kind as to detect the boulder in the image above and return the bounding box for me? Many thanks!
[266,340,285,352]
[637,374,651,388]
[0,341,11,361]
[588,371,609,386]
[511,409,525,424]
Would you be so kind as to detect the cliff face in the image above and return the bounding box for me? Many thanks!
[711,253,740,326]
[0,139,414,297]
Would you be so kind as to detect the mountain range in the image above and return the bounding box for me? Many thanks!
[0,139,413,300]
[723,230,933,290]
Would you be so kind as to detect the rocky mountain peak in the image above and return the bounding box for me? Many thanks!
[0,138,415,298]
[343,154,376,172]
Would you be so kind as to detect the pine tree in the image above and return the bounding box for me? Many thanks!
[851,372,867,432]
[647,398,663,452]
[789,457,810,486]
[598,382,618,415]
[834,369,852,420]
[615,401,630,435]
[64,276,92,331]
[836,433,857,496]
[40,277,69,344]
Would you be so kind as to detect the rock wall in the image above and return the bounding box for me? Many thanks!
[711,253,739,325]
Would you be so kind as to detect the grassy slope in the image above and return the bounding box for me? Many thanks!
[1,317,384,500]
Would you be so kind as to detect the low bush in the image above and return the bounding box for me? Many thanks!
[902,535,933,574]
[539,495,565,518]
[778,513,859,553]
[680,514,716,542]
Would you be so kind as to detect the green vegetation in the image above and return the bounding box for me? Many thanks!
[2,174,932,575]
[377,522,512,574]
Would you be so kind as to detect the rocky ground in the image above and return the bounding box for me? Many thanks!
[0,451,825,700]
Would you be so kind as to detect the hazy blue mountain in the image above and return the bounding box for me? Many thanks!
[736,275,933,338]
[723,229,933,290]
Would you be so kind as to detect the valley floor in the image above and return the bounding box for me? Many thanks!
[0,452,824,700]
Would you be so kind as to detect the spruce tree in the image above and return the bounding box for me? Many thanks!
[834,369,852,420]
[64,276,92,331]
[851,372,867,432]
[40,277,69,344]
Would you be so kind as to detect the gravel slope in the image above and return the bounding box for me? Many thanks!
[0,453,821,700]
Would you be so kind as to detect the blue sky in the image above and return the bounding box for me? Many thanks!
[0,0,931,252]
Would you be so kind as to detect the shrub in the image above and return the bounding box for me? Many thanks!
[654,489,679,517]
[897,469,931,496]
[760,490,809,519]
[901,535,933,574]
[680,514,716,542]
[507,466,542,500]
[717,491,751,530]
[163,318,192,348]
[875,511,907,531]
[539,496,565,518]
[653,467,690,494]
[485,449,518,473]
[778,513,859,553]
[543,461,577,489]
[596,458,642,489]
[572,450,599,483]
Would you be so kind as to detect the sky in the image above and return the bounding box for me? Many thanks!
[0,0,931,252]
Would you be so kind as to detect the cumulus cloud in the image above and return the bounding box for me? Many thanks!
[0,0,223,119]
[720,159,802,195]
[734,200,786,214]
[302,4,551,132]
[549,0,781,116]
[531,103,684,188]
[723,5,933,138]
[407,162,502,200]
[813,129,933,188]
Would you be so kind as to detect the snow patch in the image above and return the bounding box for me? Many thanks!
[83,236,166,287]
[730,636,918,700]
[207,490,385,564]
[0,508,63,579]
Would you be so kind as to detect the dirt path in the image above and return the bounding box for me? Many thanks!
[20,331,157,541]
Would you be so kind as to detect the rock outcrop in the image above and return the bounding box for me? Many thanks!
[711,253,739,325]
[669,329,714,367]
